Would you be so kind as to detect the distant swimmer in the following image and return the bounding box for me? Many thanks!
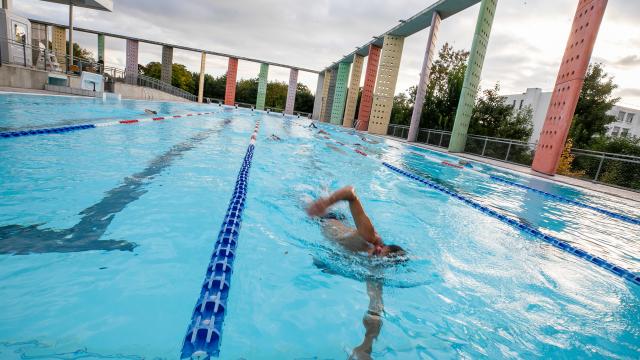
[269,134,282,141]
[308,122,318,129]
[144,109,157,115]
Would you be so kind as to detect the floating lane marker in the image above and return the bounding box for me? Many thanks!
[0,111,216,138]
[382,162,640,287]
[181,120,261,358]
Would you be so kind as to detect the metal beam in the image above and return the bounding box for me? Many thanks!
[324,0,481,71]
[29,18,320,74]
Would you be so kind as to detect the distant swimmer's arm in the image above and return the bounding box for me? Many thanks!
[307,186,380,247]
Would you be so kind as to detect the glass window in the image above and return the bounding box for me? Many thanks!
[617,111,626,122]
[626,113,635,124]
[14,23,26,44]
[621,128,629,137]
[512,100,516,107]
[519,100,524,110]
[612,126,620,136]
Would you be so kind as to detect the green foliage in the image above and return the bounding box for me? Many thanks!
[569,63,619,148]
[469,83,533,141]
[390,43,468,130]
[139,61,314,112]
[570,136,640,189]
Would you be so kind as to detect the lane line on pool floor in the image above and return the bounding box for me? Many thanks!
[181,120,261,358]
[292,121,639,287]
[307,121,639,227]
[0,111,218,139]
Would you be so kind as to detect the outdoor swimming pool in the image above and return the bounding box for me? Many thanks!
[0,93,638,359]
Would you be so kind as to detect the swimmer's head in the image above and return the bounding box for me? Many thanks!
[370,243,406,258]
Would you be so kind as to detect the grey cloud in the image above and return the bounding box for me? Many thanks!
[613,55,640,68]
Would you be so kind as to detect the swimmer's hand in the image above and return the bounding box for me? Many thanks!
[306,186,356,217]
[306,197,330,217]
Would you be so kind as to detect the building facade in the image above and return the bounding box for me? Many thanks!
[502,88,639,143]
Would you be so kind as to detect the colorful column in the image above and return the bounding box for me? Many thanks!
[97,34,105,63]
[161,45,173,84]
[256,63,269,110]
[330,62,351,124]
[225,57,239,106]
[356,45,382,131]
[197,52,206,103]
[367,36,405,135]
[532,0,608,175]
[322,69,337,122]
[343,54,364,127]
[319,69,333,122]
[312,72,325,120]
[448,0,498,152]
[125,39,139,84]
[285,68,299,115]
[52,26,66,72]
[408,11,441,142]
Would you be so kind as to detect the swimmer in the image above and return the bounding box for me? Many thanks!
[307,186,405,360]
[318,129,329,135]
[144,109,157,115]
[269,134,282,141]
[307,186,405,258]
[308,122,318,129]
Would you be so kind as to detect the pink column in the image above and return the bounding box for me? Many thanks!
[285,68,298,115]
[225,57,239,106]
[356,45,381,131]
[125,39,139,84]
[532,0,608,175]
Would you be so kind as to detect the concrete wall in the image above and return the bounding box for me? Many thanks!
[114,82,188,102]
[503,88,552,144]
[606,105,640,138]
[0,64,48,89]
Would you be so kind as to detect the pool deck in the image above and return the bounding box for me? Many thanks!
[377,134,640,203]
[0,86,86,97]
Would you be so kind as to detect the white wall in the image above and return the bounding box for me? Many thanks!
[605,106,640,139]
[502,88,552,144]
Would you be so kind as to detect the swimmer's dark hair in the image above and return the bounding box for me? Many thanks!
[387,244,406,257]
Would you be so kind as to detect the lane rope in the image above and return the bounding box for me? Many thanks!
[181,120,261,358]
[0,111,217,138]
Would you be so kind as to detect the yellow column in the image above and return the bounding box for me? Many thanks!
[342,54,364,127]
[319,69,333,122]
[367,35,405,134]
[52,26,67,72]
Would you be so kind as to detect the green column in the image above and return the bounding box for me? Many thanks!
[256,63,269,110]
[97,34,105,62]
[330,62,351,125]
[448,0,498,152]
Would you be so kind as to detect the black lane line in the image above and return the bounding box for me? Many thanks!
[0,120,231,255]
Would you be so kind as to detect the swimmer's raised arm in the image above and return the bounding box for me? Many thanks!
[307,186,381,247]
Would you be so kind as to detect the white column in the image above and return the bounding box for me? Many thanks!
[407,11,441,142]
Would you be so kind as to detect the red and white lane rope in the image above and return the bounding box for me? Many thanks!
[94,111,216,127]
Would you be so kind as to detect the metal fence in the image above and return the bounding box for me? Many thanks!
[387,123,640,191]
[103,66,197,102]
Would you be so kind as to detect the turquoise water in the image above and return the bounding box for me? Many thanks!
[0,94,638,358]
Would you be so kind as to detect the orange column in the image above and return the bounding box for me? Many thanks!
[225,57,239,106]
[356,45,381,131]
[532,0,608,175]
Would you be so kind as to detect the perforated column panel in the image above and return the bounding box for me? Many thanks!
[330,62,351,125]
[256,63,269,110]
[448,0,497,152]
[408,11,441,142]
[343,55,364,127]
[125,39,139,84]
[368,36,405,135]
[225,57,239,106]
[319,70,333,122]
[52,26,66,71]
[356,45,381,131]
[312,72,325,119]
[532,0,608,175]
[323,70,337,122]
[285,68,299,114]
[197,52,206,103]
[97,34,105,63]
[161,45,173,84]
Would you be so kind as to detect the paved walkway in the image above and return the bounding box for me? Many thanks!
[375,134,640,203]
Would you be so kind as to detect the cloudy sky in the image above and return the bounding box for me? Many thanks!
[14,0,640,107]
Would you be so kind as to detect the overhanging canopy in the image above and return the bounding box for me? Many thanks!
[39,0,113,12]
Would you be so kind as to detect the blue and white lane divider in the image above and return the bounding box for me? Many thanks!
[181,120,261,358]
[0,111,216,139]
[489,175,640,225]
[382,162,640,287]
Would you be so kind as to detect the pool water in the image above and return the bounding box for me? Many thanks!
[0,94,638,359]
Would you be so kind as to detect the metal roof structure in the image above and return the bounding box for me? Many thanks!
[325,0,481,70]
[30,18,320,74]
[39,0,113,12]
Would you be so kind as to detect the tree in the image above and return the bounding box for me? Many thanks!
[469,83,533,141]
[391,93,412,126]
[295,83,315,113]
[569,63,619,148]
